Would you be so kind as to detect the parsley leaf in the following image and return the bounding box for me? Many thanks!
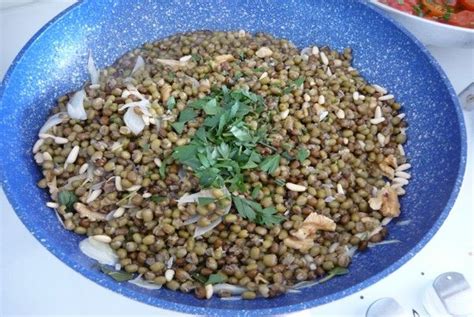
[198,197,215,205]
[205,273,227,285]
[232,196,257,221]
[257,206,285,227]
[259,154,281,175]
[166,96,176,110]
[58,191,77,212]
[150,195,166,203]
[296,148,310,162]
[233,196,284,226]
[99,264,134,282]
[171,121,185,134]
[317,267,349,284]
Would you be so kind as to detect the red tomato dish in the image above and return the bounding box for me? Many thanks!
[379,0,474,28]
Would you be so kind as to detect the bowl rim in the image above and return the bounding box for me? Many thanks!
[370,0,474,33]
[0,0,467,316]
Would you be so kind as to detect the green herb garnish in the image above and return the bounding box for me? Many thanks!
[259,154,281,175]
[197,197,215,205]
[166,96,176,110]
[99,264,134,282]
[58,191,77,212]
[317,267,349,284]
[233,196,284,226]
[296,148,310,162]
[150,195,166,203]
[172,86,285,227]
[205,273,227,285]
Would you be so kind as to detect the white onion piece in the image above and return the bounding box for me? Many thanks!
[396,219,411,226]
[53,208,66,229]
[291,280,319,290]
[67,89,87,120]
[63,173,87,189]
[128,274,162,290]
[345,245,358,258]
[79,237,118,265]
[90,181,105,191]
[328,242,339,254]
[381,217,393,226]
[368,240,401,248]
[213,283,247,295]
[124,106,146,135]
[39,112,68,135]
[131,56,145,75]
[183,214,200,225]
[300,47,312,56]
[219,296,242,301]
[184,75,200,89]
[166,256,174,269]
[177,187,230,207]
[88,51,100,85]
[287,289,301,294]
[194,216,222,238]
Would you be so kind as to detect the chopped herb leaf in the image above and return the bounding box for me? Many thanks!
[232,195,284,226]
[150,195,166,203]
[233,196,257,221]
[198,197,215,205]
[257,206,285,227]
[178,108,197,122]
[259,154,281,175]
[205,273,227,285]
[191,54,202,62]
[251,185,261,199]
[274,178,286,187]
[296,148,310,162]
[99,264,134,282]
[253,67,265,73]
[294,77,305,87]
[192,272,208,284]
[58,191,77,212]
[166,96,176,110]
[317,267,349,284]
[171,121,186,134]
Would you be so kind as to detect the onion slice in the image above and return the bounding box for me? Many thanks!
[128,274,163,290]
[131,56,145,75]
[213,283,247,295]
[194,216,222,238]
[67,89,87,120]
[79,237,118,265]
[39,112,68,135]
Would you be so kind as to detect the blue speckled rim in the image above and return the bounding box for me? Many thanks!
[0,0,467,316]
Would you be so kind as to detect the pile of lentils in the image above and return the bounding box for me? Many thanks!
[33,30,409,300]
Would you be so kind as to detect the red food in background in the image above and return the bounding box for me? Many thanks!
[450,10,474,27]
[379,0,474,28]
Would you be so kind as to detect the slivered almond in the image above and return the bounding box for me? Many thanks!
[285,183,307,192]
[255,47,273,58]
[74,202,106,221]
[214,54,235,64]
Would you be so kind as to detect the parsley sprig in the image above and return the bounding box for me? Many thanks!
[172,86,267,191]
[171,86,285,226]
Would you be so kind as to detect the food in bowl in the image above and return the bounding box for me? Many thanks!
[379,0,474,28]
[33,30,410,300]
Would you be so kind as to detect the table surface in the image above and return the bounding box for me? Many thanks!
[1,1,473,316]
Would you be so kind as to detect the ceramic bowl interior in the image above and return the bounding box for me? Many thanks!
[0,0,466,316]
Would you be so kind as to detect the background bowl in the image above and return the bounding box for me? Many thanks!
[0,0,466,316]
[370,0,474,48]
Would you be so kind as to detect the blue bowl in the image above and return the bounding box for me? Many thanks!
[0,0,466,315]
